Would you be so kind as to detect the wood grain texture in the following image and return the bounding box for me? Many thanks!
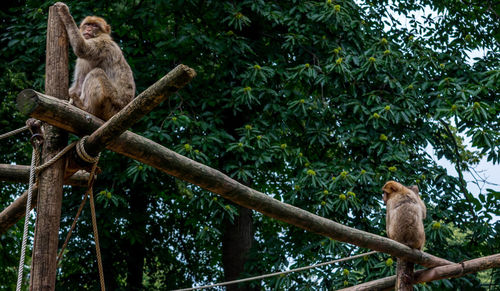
[30,5,68,291]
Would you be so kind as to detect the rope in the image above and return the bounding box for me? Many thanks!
[56,184,91,264]
[56,154,105,291]
[35,141,77,173]
[16,138,41,291]
[36,136,99,173]
[172,251,379,291]
[89,183,106,291]
[0,125,29,140]
[76,136,99,163]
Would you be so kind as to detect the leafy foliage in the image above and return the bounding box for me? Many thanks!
[0,0,498,290]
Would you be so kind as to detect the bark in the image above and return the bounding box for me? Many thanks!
[30,5,68,290]
[16,91,453,269]
[222,206,257,291]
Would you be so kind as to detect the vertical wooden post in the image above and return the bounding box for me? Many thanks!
[396,259,414,290]
[30,4,68,290]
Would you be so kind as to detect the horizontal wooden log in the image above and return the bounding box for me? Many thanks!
[0,164,89,186]
[338,253,500,290]
[15,92,452,268]
[0,165,90,234]
[337,275,396,291]
[413,253,500,284]
[0,186,39,234]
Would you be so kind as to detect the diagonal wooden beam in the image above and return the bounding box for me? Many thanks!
[0,164,90,235]
[83,64,196,157]
[338,253,500,290]
[15,92,453,269]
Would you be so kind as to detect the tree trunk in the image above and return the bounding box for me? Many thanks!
[126,188,148,290]
[222,205,258,291]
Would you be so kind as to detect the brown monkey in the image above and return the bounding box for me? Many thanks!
[382,180,426,249]
[54,2,135,120]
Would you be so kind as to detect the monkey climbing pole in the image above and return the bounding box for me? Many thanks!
[2,3,196,290]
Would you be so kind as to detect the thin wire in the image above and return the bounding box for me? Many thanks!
[172,251,378,291]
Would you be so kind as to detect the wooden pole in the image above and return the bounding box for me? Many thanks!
[15,93,453,269]
[30,5,68,290]
[396,260,413,290]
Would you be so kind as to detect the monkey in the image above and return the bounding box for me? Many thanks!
[382,180,426,249]
[54,2,135,121]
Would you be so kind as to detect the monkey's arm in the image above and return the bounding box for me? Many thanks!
[53,2,93,59]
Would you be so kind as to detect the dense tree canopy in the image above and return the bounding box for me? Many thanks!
[1,0,498,290]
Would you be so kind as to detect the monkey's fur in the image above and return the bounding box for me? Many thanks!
[382,181,426,249]
[55,2,135,120]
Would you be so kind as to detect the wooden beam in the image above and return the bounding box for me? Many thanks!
[0,164,89,235]
[84,64,196,157]
[413,253,500,284]
[18,63,196,172]
[338,253,500,290]
[0,164,89,186]
[30,5,68,290]
[16,92,453,269]
[0,185,39,235]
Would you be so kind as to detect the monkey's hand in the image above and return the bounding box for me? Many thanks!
[53,2,70,16]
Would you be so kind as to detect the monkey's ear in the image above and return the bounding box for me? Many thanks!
[382,180,401,194]
[104,24,111,34]
[409,185,419,195]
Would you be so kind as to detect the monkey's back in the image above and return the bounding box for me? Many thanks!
[388,202,425,249]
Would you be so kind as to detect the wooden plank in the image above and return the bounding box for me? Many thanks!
[30,5,68,290]
[16,91,454,269]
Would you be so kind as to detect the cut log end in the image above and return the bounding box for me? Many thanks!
[16,89,38,116]
[171,64,197,89]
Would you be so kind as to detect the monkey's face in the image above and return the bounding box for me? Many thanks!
[80,16,111,39]
[81,23,100,39]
